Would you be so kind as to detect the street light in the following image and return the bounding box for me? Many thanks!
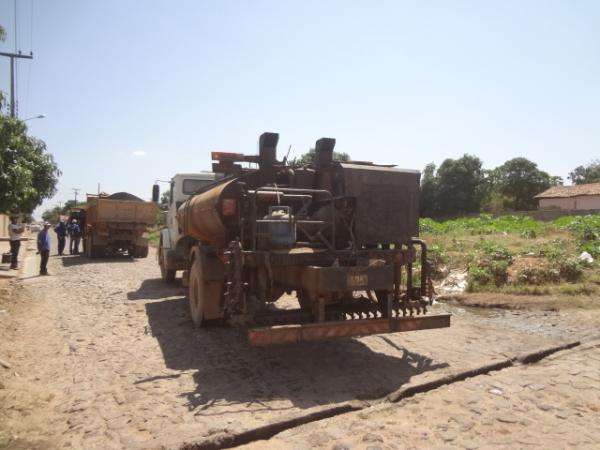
[23,114,46,121]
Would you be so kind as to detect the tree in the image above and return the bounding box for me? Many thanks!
[419,163,438,217]
[159,191,169,210]
[41,200,85,224]
[492,157,561,211]
[154,191,169,226]
[568,160,600,185]
[290,148,350,167]
[0,113,61,214]
[434,154,487,216]
[42,205,63,224]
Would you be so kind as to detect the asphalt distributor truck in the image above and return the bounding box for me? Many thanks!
[154,133,450,346]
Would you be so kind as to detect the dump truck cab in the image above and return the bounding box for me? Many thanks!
[158,172,218,282]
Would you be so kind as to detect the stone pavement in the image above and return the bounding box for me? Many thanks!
[240,339,600,449]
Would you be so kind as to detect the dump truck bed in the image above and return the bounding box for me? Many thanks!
[86,196,156,226]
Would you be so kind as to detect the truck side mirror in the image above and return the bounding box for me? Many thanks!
[152,184,160,203]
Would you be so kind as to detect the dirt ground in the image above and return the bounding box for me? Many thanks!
[1,242,600,449]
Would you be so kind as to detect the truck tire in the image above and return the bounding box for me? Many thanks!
[85,235,92,258]
[189,258,205,326]
[133,245,149,258]
[86,234,104,259]
[159,247,175,283]
[188,255,222,327]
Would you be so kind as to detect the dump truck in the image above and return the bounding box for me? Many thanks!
[154,132,450,345]
[85,192,156,258]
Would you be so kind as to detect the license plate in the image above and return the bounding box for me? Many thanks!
[347,272,368,288]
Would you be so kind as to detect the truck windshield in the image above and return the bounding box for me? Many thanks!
[182,179,212,195]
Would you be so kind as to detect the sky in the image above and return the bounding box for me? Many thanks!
[0,0,599,219]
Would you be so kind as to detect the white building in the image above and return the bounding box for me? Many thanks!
[535,183,600,210]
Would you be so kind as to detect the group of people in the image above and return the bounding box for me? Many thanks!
[7,216,83,276]
[53,218,82,256]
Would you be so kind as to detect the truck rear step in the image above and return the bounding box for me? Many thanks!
[247,313,451,346]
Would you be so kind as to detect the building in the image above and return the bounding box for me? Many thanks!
[534,183,600,210]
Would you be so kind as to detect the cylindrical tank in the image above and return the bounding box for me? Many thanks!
[177,179,238,247]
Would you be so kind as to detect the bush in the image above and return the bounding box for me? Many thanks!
[516,266,560,285]
[467,240,513,289]
[556,257,584,282]
[427,244,449,279]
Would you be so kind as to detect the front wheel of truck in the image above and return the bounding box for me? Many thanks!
[158,242,175,283]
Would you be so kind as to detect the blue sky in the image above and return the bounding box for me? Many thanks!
[0,1,599,218]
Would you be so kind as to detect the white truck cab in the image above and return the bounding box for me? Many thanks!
[158,172,217,282]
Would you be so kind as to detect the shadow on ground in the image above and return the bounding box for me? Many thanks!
[60,254,136,267]
[144,297,450,414]
[127,278,185,300]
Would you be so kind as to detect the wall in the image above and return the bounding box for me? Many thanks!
[0,214,9,237]
[538,198,575,210]
[538,195,600,212]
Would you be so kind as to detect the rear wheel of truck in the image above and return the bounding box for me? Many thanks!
[188,255,222,327]
[189,258,205,326]
[159,246,175,283]
[132,245,149,258]
[86,234,104,259]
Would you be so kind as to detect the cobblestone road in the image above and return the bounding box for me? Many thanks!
[1,245,598,449]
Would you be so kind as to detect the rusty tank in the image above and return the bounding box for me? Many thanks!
[173,132,450,345]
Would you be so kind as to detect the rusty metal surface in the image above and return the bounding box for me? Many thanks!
[177,179,237,247]
[247,313,451,346]
[339,163,420,245]
[301,265,394,293]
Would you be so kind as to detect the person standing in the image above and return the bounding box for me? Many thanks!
[70,219,82,255]
[54,219,67,256]
[8,216,24,270]
[37,222,52,275]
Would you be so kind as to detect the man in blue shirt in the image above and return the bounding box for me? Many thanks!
[70,219,82,255]
[54,219,67,256]
[37,222,52,275]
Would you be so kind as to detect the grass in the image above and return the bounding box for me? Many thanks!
[420,213,600,309]
[148,228,160,248]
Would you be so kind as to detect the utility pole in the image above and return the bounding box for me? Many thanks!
[0,51,33,118]
[72,188,81,207]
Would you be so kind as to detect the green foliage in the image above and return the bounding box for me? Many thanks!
[515,265,560,285]
[557,257,584,282]
[426,244,449,278]
[41,200,86,224]
[149,229,161,247]
[155,191,169,226]
[420,155,487,217]
[468,260,510,288]
[489,157,561,211]
[467,240,512,288]
[289,148,350,167]
[420,214,541,236]
[554,214,600,258]
[568,160,600,185]
[0,25,5,41]
[0,115,61,214]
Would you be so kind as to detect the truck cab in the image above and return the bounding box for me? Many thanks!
[158,172,217,282]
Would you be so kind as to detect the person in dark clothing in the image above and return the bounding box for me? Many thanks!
[37,222,52,275]
[70,219,81,255]
[8,216,24,270]
[54,219,67,256]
